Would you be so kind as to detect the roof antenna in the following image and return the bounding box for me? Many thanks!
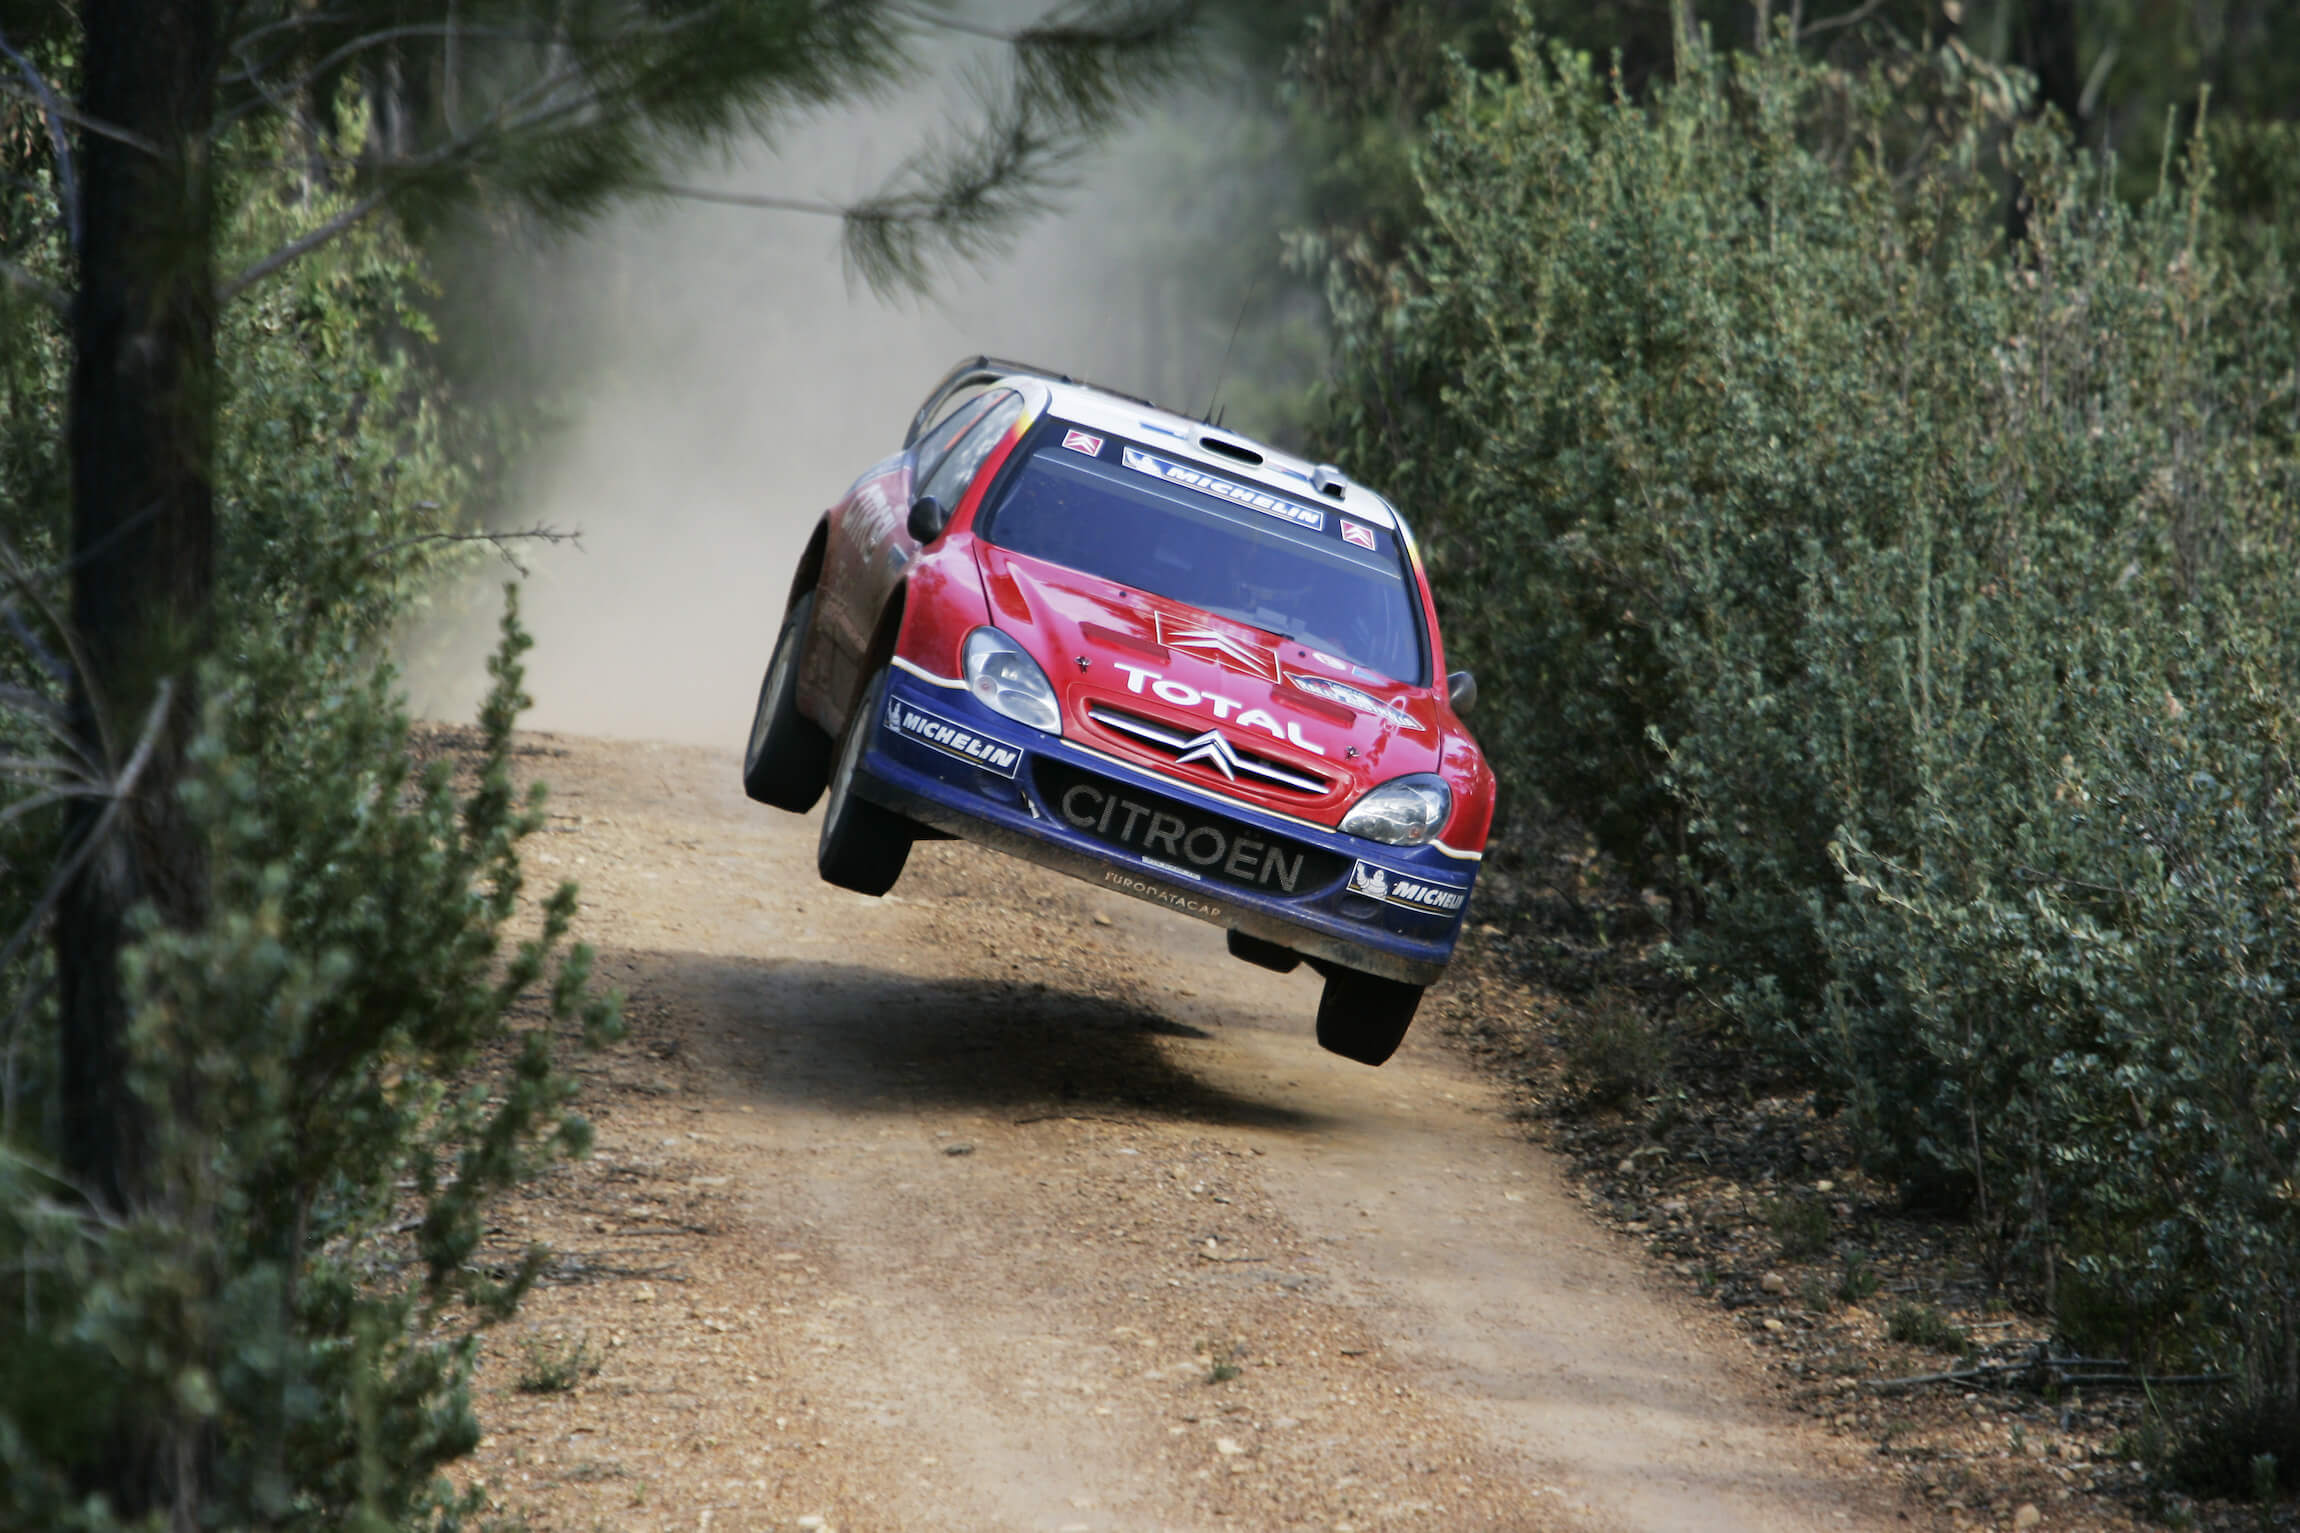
[1201,269,1263,427]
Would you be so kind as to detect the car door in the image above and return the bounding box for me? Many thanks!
[838,391,1027,713]
[809,393,1003,729]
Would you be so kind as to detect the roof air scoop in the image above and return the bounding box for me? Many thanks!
[1312,465,1350,500]
[1197,434,1264,467]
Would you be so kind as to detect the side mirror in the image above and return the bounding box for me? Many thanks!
[906,494,950,544]
[1446,670,1478,714]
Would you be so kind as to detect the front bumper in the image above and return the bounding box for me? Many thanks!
[855,664,1477,986]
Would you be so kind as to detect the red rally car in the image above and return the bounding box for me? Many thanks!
[742,357,1494,1065]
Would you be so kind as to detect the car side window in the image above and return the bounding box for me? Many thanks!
[919,382,989,440]
[912,394,995,489]
[920,391,1025,510]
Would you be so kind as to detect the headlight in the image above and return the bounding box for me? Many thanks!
[962,627,1062,735]
[1340,774,1452,846]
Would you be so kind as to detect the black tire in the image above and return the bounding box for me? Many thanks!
[1227,930,1302,973]
[1314,969,1423,1065]
[743,591,832,811]
[816,665,913,896]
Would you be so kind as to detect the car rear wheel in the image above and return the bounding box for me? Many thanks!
[1226,930,1302,973]
[817,664,913,896]
[1314,969,1422,1065]
[743,591,832,811]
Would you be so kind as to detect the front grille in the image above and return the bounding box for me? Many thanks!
[1085,705,1331,795]
[1033,759,1349,898]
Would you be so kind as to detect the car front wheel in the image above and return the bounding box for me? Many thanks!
[816,665,914,896]
[1314,969,1423,1065]
[743,591,832,811]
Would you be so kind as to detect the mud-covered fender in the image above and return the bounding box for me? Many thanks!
[787,517,829,610]
[802,457,908,729]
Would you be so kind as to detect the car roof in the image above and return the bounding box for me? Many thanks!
[1030,378,1401,532]
[911,356,1404,533]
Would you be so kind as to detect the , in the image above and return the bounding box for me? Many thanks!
[740,357,1495,1066]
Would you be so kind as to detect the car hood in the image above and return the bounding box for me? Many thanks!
[973,544,1448,823]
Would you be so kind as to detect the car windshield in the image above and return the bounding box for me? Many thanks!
[975,433,1427,684]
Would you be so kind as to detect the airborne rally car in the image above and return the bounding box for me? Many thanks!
[741,358,1493,1065]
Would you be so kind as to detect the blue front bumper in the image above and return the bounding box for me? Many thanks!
[854,666,1476,986]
